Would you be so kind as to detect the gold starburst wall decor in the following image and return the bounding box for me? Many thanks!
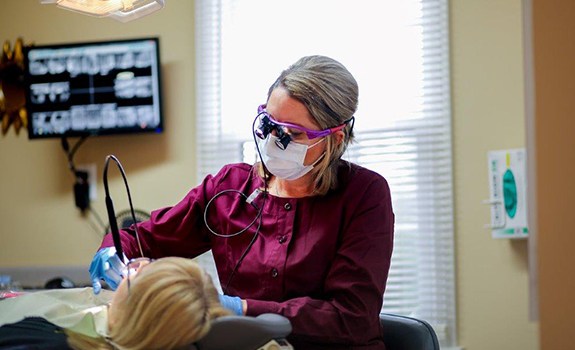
[0,38,29,136]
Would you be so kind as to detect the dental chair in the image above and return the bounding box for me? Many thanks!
[193,313,292,350]
[0,314,292,350]
[380,313,440,350]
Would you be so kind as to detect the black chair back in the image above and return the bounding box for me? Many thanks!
[380,313,441,350]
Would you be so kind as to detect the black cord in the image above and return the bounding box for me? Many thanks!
[252,114,273,187]
[222,216,262,294]
[203,185,264,292]
[203,189,262,238]
[218,117,273,293]
[69,136,88,162]
[103,155,145,259]
[222,182,267,294]
[61,136,88,175]
[61,136,94,212]
[203,114,270,237]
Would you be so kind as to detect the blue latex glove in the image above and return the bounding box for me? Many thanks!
[89,247,127,294]
[218,294,244,316]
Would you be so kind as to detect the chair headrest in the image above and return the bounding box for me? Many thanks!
[191,313,292,350]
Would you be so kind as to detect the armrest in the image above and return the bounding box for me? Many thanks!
[193,313,292,350]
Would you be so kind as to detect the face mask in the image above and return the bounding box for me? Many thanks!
[259,134,325,180]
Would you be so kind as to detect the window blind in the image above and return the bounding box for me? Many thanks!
[195,0,457,347]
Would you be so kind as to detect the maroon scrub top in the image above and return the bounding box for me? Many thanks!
[101,160,394,349]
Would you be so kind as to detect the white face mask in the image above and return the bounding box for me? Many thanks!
[259,134,325,180]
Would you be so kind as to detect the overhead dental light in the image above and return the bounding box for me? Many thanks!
[41,0,165,22]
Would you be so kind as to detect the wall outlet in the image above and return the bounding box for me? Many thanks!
[76,163,97,201]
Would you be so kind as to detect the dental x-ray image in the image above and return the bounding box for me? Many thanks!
[24,37,163,139]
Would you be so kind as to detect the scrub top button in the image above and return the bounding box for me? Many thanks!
[284,203,291,210]
[271,268,278,278]
[278,235,287,244]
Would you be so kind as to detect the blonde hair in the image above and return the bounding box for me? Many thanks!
[259,55,359,195]
[66,257,230,350]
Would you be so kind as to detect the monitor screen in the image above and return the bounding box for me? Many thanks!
[24,37,163,139]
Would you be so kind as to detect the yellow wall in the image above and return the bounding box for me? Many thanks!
[532,0,575,349]
[0,0,197,266]
[450,0,538,349]
[0,1,540,349]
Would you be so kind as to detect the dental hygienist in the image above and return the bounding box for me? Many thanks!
[90,55,395,350]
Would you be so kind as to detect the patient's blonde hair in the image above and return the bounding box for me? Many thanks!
[66,257,230,350]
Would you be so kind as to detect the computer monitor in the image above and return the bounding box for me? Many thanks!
[24,37,163,139]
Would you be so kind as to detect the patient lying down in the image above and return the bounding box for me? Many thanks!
[0,257,231,350]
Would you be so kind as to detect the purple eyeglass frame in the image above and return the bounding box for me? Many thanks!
[257,104,350,139]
